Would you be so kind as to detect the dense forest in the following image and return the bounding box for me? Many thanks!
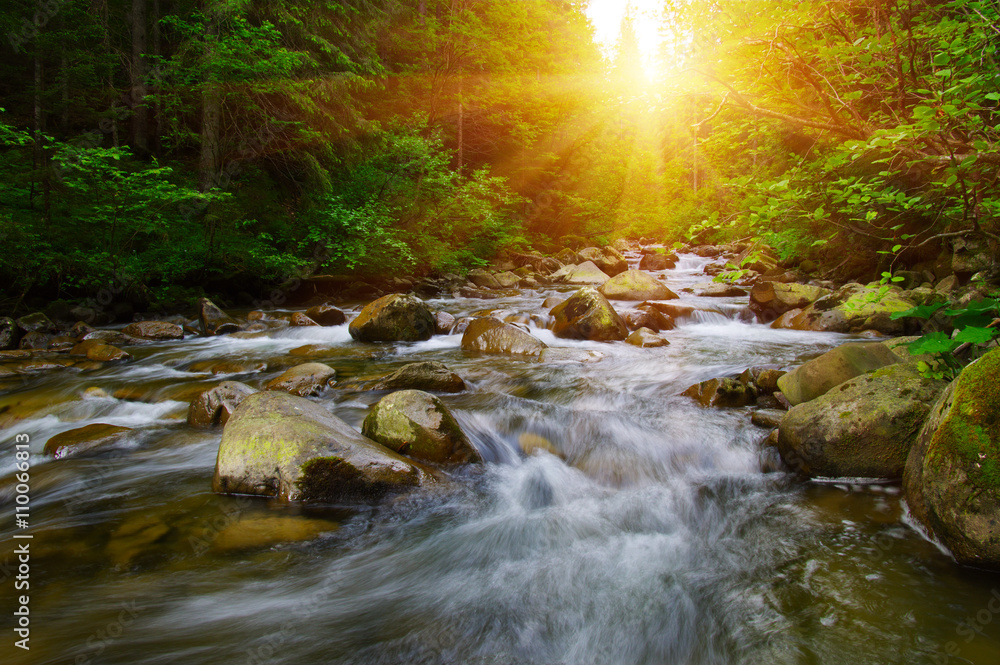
[1,0,998,315]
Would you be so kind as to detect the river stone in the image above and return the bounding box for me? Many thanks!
[305,304,347,326]
[348,293,435,343]
[784,285,917,334]
[0,317,19,350]
[461,317,547,356]
[362,390,481,465]
[85,344,132,362]
[777,342,901,406]
[188,381,258,428]
[433,311,456,335]
[198,298,241,336]
[560,261,612,285]
[639,253,676,271]
[19,331,50,350]
[467,269,502,289]
[903,348,1000,569]
[213,392,422,502]
[44,423,134,459]
[189,359,268,375]
[751,409,785,429]
[777,363,948,479]
[16,312,57,334]
[695,283,748,297]
[599,270,677,301]
[371,361,466,393]
[578,247,627,277]
[121,321,183,341]
[619,307,674,332]
[626,327,669,348]
[555,249,579,265]
[749,282,831,321]
[495,271,521,289]
[265,362,337,397]
[682,378,756,408]
[290,312,320,327]
[212,516,338,552]
[550,288,628,342]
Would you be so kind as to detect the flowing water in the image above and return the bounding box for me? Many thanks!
[2,254,999,665]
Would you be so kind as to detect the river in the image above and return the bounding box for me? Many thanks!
[2,253,998,665]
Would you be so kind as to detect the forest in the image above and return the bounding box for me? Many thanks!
[1,0,998,315]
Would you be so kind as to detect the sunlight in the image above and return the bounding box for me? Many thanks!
[587,0,665,82]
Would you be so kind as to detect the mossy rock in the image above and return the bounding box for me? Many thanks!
[549,287,628,342]
[362,390,481,464]
[682,377,756,408]
[348,293,436,343]
[265,362,337,397]
[577,247,627,276]
[777,342,901,406]
[749,282,831,321]
[599,270,677,301]
[188,381,258,428]
[44,423,134,459]
[554,261,611,286]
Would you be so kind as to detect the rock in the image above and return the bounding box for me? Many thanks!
[305,304,347,326]
[494,271,521,289]
[370,361,466,393]
[935,275,959,294]
[433,311,456,335]
[776,342,901,406]
[903,348,1000,569]
[265,362,337,397]
[549,288,628,342]
[751,410,785,429]
[348,293,436,343]
[19,331,49,350]
[198,298,241,336]
[362,390,481,464]
[85,344,132,363]
[749,282,831,321]
[81,329,138,346]
[48,336,77,350]
[787,285,917,334]
[189,359,268,375]
[952,235,995,274]
[695,283,748,297]
[188,381,258,428]
[0,317,19,350]
[639,301,691,319]
[626,327,669,348]
[639,253,677,271]
[747,368,786,394]
[682,378,756,408]
[456,286,522,299]
[519,433,562,457]
[16,312,56,335]
[559,261,612,285]
[467,269,502,289]
[598,270,677,301]
[213,516,338,552]
[555,249,579,265]
[461,318,547,356]
[44,424,134,459]
[542,297,564,309]
[122,321,184,340]
[619,307,674,332]
[213,392,422,501]
[577,247,627,276]
[777,363,948,479]
[290,312,320,327]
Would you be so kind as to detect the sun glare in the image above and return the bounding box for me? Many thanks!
[587,0,665,82]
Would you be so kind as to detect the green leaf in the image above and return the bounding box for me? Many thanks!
[908,333,960,355]
[890,302,945,320]
[953,326,998,344]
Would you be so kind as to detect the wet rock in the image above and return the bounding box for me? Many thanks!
[777,363,948,479]
[626,327,669,348]
[212,516,338,552]
[370,361,466,393]
[265,362,337,397]
[598,270,677,301]
[550,287,628,342]
[213,391,422,501]
[542,296,565,309]
[682,378,756,408]
[783,284,918,335]
[189,359,268,375]
[695,283,748,298]
[362,390,481,464]
[85,344,132,363]
[188,381,258,428]
[742,367,786,395]
[495,271,521,289]
[577,246,628,276]
[290,312,320,327]
[749,282,831,321]
[198,298,241,336]
[16,312,56,335]
[555,248,579,265]
[348,293,436,343]
[461,317,547,356]
[122,321,184,341]
[619,307,674,332]
[81,329,139,346]
[305,304,347,327]
[467,269,502,289]
[0,317,19,350]
[48,335,78,350]
[519,433,562,458]
[639,301,691,319]
[903,348,1000,569]
[777,342,901,406]
[638,253,677,271]
[434,311,456,335]
[44,423,134,459]
[19,331,50,350]
[751,409,785,429]
[554,261,611,286]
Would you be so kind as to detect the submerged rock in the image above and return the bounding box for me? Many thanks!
[44,423,134,459]
[348,293,436,343]
[213,391,422,501]
[265,362,337,397]
[777,342,901,406]
[461,317,547,356]
[188,381,258,428]
[598,270,677,301]
[362,390,481,464]
[370,361,466,393]
[550,288,628,342]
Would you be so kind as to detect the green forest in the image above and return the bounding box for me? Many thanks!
[1,0,998,315]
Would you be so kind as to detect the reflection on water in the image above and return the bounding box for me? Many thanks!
[2,253,998,665]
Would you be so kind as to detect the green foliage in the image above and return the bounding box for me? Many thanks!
[893,298,1000,378]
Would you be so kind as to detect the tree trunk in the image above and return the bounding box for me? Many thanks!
[130,0,149,156]
[199,12,221,191]
[457,73,464,171]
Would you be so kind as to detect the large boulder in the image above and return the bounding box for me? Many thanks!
[348,293,435,343]
[749,282,831,321]
[903,348,1000,568]
[305,304,347,326]
[775,284,917,334]
[554,261,611,286]
[188,381,258,428]
[16,312,57,335]
[198,298,241,336]
[44,424,134,459]
[0,317,19,350]
[638,253,677,271]
[371,361,466,393]
[362,390,481,464]
[777,363,947,478]
[123,321,184,341]
[550,288,628,341]
[461,318,547,356]
[577,247,628,276]
[619,307,674,332]
[265,363,337,397]
[467,269,502,289]
[213,392,422,501]
[598,270,677,301]
[777,342,901,406]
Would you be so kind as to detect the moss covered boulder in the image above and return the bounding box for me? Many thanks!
[370,361,466,393]
[903,348,1000,568]
[265,362,337,397]
[682,377,756,408]
[599,270,677,301]
[749,282,831,321]
[550,287,628,342]
[188,381,258,428]
[213,391,422,501]
[348,293,436,343]
[777,363,948,478]
[44,423,134,459]
[556,261,611,286]
[779,284,918,334]
[461,317,547,356]
[362,390,481,465]
[777,342,901,406]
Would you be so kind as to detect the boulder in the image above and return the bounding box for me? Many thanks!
[638,253,677,271]
[198,298,241,336]
[19,332,49,350]
[362,390,481,464]
[16,312,56,335]
[619,307,674,332]
[682,378,756,408]
[777,342,901,406]
[0,317,19,350]
[188,381,258,428]
[370,361,466,393]
[749,282,831,321]
[598,270,677,301]
[305,304,347,326]
[265,362,337,397]
[695,283,748,298]
[577,247,627,276]
[784,284,918,334]
[467,269,502,289]
[640,301,691,318]
[549,288,628,341]
[751,410,785,429]
[626,328,669,348]
[122,321,184,341]
[903,348,1000,568]
[84,344,132,363]
[348,294,436,343]
[777,363,948,478]
[494,271,521,289]
[555,249,579,265]
[461,318,547,356]
[559,261,611,286]
[44,424,134,459]
[213,392,422,501]
[433,311,456,335]
[290,312,320,327]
